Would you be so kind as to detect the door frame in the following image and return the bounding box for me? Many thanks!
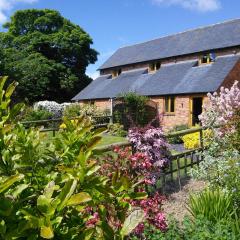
[189,95,204,126]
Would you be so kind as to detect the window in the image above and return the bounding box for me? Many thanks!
[149,61,161,72]
[165,97,175,113]
[199,52,216,65]
[112,69,122,78]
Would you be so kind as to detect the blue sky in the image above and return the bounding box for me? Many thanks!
[0,0,240,78]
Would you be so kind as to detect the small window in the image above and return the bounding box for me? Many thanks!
[199,53,215,65]
[165,97,175,113]
[149,61,161,73]
[112,69,121,78]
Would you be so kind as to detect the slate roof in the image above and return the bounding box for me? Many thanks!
[99,19,240,70]
[72,55,240,101]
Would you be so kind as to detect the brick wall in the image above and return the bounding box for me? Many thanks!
[151,96,191,130]
[95,99,111,110]
[79,99,111,111]
[220,59,240,90]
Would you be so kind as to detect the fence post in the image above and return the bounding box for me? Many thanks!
[110,98,113,124]
[184,155,188,176]
[177,157,181,190]
[199,128,204,149]
[170,158,173,181]
[161,171,166,194]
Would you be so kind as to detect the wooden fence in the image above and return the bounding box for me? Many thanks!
[21,115,113,136]
[21,117,210,192]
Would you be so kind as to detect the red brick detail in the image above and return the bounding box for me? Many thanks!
[220,59,240,90]
[150,96,191,131]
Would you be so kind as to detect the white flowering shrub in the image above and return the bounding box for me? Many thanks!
[34,101,71,118]
[191,81,240,208]
[199,81,240,133]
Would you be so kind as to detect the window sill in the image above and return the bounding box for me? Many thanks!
[164,113,175,116]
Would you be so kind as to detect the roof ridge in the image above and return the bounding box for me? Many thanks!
[118,18,240,50]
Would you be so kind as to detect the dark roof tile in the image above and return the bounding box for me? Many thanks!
[73,55,240,100]
[99,19,240,70]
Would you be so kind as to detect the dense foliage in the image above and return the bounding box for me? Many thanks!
[192,82,240,208]
[0,77,150,239]
[167,124,189,144]
[130,216,240,240]
[200,80,240,135]
[128,126,170,168]
[0,9,98,102]
[63,103,110,119]
[107,123,127,137]
[114,93,158,128]
[21,107,53,122]
[98,146,167,236]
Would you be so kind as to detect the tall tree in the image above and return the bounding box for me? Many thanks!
[0,9,98,103]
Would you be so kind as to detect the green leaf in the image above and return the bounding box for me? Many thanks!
[0,76,8,103]
[12,183,29,198]
[67,192,92,206]
[128,192,148,200]
[87,136,102,150]
[57,179,77,211]
[92,127,107,137]
[37,195,55,216]
[5,81,18,99]
[120,209,145,237]
[40,225,54,239]
[0,174,24,193]
[43,181,57,199]
[79,228,94,240]
[0,220,6,235]
[86,165,101,177]
[101,221,115,240]
[9,103,25,120]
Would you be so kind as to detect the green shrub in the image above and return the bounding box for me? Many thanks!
[0,77,147,239]
[188,188,235,223]
[107,123,127,137]
[64,103,110,118]
[23,107,53,121]
[168,124,189,144]
[114,92,152,128]
[63,102,82,118]
[130,216,240,239]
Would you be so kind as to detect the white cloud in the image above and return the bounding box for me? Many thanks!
[0,0,38,23]
[152,0,221,12]
[87,71,99,80]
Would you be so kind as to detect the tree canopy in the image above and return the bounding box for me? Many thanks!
[0,9,98,103]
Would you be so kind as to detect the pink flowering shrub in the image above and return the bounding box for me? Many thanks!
[128,125,170,168]
[99,147,157,186]
[199,81,240,136]
[98,146,168,235]
[131,193,168,235]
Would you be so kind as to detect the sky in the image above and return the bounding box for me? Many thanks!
[0,0,240,79]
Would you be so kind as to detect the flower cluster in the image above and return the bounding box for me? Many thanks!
[100,147,156,185]
[98,147,168,235]
[128,126,170,169]
[131,193,167,234]
[199,81,240,136]
[34,101,71,118]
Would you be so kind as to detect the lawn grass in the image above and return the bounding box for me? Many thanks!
[98,134,128,146]
[43,131,128,147]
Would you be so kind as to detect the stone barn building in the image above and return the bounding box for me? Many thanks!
[73,19,240,129]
